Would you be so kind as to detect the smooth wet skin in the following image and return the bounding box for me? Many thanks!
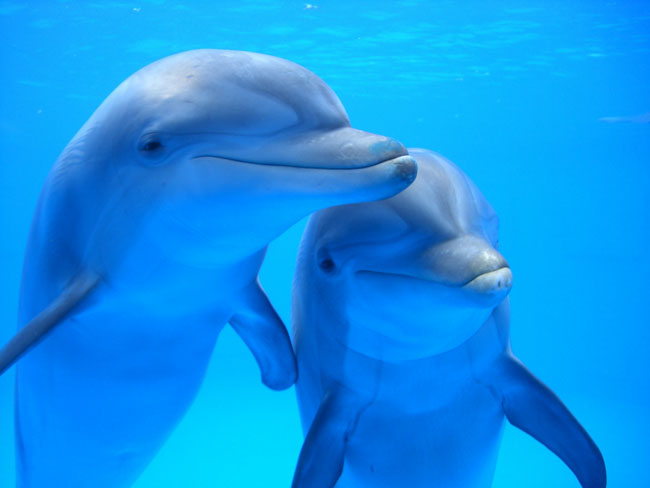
[0,49,416,487]
[291,149,606,487]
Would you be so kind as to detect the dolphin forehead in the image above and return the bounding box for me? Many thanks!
[122,49,349,138]
[392,149,498,244]
[87,49,407,170]
[311,149,498,257]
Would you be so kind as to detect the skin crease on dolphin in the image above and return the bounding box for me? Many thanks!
[291,148,606,488]
[0,49,417,487]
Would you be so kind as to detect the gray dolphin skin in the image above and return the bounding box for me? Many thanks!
[0,49,417,487]
[291,148,606,488]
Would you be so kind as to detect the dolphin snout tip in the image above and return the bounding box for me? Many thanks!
[369,137,409,162]
[390,155,418,186]
[464,267,513,296]
[491,267,513,292]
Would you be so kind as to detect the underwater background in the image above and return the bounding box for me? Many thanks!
[0,0,648,486]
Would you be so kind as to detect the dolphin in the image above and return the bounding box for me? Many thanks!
[291,148,606,487]
[0,49,417,487]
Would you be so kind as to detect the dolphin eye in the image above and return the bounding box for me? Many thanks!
[317,248,336,274]
[138,134,166,160]
[318,258,335,273]
[142,140,162,152]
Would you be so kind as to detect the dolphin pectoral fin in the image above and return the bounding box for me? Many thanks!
[494,354,606,488]
[229,280,297,391]
[0,272,101,375]
[292,388,365,488]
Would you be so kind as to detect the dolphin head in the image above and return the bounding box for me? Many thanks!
[303,149,510,360]
[52,50,416,269]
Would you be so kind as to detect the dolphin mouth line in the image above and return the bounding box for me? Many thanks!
[191,154,413,170]
[461,266,511,287]
[356,265,511,289]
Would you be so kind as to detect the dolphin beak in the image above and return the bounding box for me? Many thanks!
[188,151,417,212]
[450,237,512,304]
[267,127,411,170]
[350,238,512,308]
[271,129,418,203]
[188,128,418,209]
[274,154,418,206]
[195,127,413,171]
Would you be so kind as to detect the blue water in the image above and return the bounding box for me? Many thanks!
[0,0,648,486]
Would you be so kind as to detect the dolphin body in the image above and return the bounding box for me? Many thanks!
[291,148,605,488]
[0,49,417,487]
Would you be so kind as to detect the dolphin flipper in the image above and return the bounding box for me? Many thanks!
[493,354,606,488]
[0,272,101,374]
[292,388,366,488]
[229,280,297,391]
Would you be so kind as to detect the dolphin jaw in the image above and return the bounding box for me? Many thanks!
[354,264,512,305]
[190,153,416,172]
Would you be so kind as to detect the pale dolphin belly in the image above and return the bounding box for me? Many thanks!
[294,322,506,488]
[338,387,505,488]
[15,281,231,487]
